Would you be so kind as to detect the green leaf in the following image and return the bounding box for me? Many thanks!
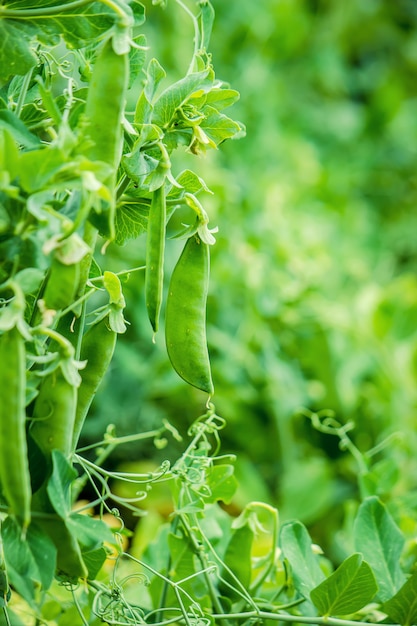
[14,268,44,295]
[280,520,325,598]
[168,169,213,200]
[0,110,40,149]
[383,570,417,626]
[205,464,237,504]
[219,520,254,599]
[152,69,213,127]
[134,58,166,125]
[26,522,57,590]
[81,546,108,580]
[47,451,78,517]
[353,496,406,601]
[0,21,37,82]
[0,2,145,81]
[200,106,243,146]
[1,517,40,604]
[114,197,149,244]
[67,514,114,551]
[310,553,378,616]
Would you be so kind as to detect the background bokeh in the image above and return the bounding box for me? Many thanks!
[82,0,417,560]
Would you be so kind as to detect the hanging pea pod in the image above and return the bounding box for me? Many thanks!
[42,258,80,311]
[0,327,32,530]
[72,315,117,450]
[83,37,129,240]
[145,185,166,334]
[30,368,77,461]
[165,235,214,394]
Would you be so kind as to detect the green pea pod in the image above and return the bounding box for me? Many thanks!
[30,369,77,460]
[42,258,80,311]
[0,328,31,529]
[165,235,214,394]
[72,316,117,449]
[145,185,166,334]
[83,37,129,240]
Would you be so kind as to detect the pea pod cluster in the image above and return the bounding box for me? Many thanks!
[72,315,117,449]
[0,327,32,530]
[165,235,214,395]
[83,37,129,239]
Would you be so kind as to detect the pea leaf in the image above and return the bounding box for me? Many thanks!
[280,520,325,599]
[0,110,40,149]
[114,198,149,244]
[353,496,405,601]
[383,570,417,626]
[205,464,237,504]
[152,69,213,127]
[0,0,145,82]
[67,514,114,551]
[47,450,78,517]
[219,520,254,599]
[310,553,378,616]
[200,106,244,146]
[1,517,57,604]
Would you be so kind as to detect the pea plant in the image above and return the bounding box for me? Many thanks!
[0,1,416,625]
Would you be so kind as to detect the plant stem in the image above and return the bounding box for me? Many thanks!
[211,611,399,626]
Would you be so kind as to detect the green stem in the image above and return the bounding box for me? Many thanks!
[211,611,400,626]
[175,0,199,74]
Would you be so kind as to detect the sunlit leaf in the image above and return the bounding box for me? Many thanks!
[354,496,405,601]
[383,571,417,626]
[310,553,378,616]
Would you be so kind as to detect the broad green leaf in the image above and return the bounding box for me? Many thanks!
[81,546,108,580]
[200,106,243,146]
[204,88,240,110]
[354,496,405,601]
[1,517,40,604]
[168,169,213,200]
[0,1,145,81]
[35,515,87,579]
[0,110,40,149]
[310,553,378,616]
[152,69,213,127]
[114,198,149,244]
[134,58,166,125]
[67,514,114,551]
[14,268,44,294]
[280,520,325,598]
[219,520,254,599]
[383,570,417,626]
[204,464,238,504]
[47,451,78,517]
[0,21,37,81]
[26,523,57,590]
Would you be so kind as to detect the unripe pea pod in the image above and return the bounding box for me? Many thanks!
[0,327,32,530]
[72,315,117,449]
[165,235,214,394]
[42,257,80,311]
[145,185,166,335]
[83,37,129,240]
[30,369,77,460]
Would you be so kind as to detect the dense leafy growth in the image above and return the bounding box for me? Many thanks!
[0,0,416,624]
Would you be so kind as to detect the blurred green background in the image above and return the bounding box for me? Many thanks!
[83,0,417,559]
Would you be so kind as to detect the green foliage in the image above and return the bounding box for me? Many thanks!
[1,0,417,625]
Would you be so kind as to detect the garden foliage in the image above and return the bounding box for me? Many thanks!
[0,0,417,625]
